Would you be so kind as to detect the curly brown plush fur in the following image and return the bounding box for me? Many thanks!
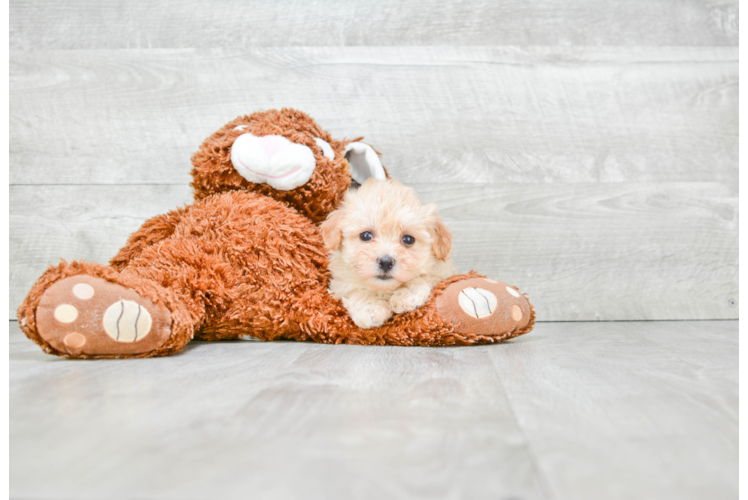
[17,108,535,358]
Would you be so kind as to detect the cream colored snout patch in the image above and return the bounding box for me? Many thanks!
[231,133,316,190]
[458,287,498,319]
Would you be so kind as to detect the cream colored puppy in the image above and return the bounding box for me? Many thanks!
[320,179,456,329]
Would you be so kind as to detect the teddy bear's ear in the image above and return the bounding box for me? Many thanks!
[344,142,387,186]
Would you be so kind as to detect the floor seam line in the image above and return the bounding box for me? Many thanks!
[484,348,556,500]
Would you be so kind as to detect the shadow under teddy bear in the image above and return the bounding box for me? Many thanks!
[17,108,535,358]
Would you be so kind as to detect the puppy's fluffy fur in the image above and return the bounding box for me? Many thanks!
[321,179,455,328]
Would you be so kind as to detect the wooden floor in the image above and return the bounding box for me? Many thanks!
[738,334,748,500]
[9,320,737,500]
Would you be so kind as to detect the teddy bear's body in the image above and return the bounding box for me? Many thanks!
[113,190,333,341]
[17,109,535,358]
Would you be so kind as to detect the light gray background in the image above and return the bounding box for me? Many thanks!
[9,1,738,499]
[9,1,738,322]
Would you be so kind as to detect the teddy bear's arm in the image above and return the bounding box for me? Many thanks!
[109,205,190,271]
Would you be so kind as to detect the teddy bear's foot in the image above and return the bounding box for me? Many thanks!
[435,277,534,341]
[35,275,172,357]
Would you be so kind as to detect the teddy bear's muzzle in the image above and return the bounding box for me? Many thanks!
[231,133,317,191]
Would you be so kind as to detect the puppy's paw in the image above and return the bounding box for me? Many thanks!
[345,299,393,329]
[390,283,433,314]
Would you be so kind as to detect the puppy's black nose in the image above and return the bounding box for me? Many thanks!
[378,256,395,272]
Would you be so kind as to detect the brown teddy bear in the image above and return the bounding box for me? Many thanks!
[17,109,535,358]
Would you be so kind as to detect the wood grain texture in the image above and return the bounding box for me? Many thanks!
[730,194,748,320]
[9,320,738,500]
[9,0,739,50]
[10,47,738,186]
[738,338,748,486]
[10,182,738,321]
[8,322,547,500]
[488,320,738,500]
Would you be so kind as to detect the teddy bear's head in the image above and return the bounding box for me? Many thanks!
[190,108,387,222]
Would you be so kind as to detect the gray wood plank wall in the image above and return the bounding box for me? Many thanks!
[10,1,739,48]
[9,1,738,321]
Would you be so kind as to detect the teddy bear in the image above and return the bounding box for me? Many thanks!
[16,108,535,358]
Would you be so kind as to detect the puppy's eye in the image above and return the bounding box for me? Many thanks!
[360,231,373,242]
[402,235,415,246]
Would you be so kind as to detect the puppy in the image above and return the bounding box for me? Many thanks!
[320,179,456,329]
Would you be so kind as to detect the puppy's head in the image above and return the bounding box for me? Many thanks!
[321,179,453,291]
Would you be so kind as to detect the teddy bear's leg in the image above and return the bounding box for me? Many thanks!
[109,206,190,271]
[433,275,535,343]
[314,273,535,346]
[17,260,197,358]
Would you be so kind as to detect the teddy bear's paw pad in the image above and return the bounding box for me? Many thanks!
[436,277,532,338]
[36,275,172,357]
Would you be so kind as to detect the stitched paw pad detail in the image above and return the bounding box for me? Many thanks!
[436,277,532,337]
[458,287,498,318]
[36,275,172,357]
[102,300,153,342]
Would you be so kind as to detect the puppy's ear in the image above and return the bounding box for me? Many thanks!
[431,216,453,261]
[320,209,345,251]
